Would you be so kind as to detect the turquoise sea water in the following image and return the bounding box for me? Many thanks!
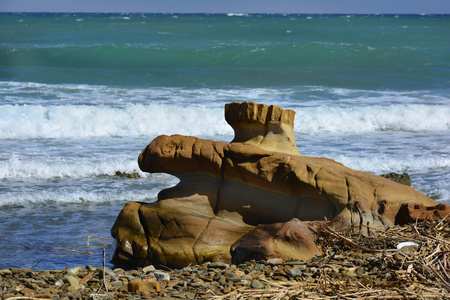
[0,13,449,270]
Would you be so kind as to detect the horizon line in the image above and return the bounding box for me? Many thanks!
[1,12,448,15]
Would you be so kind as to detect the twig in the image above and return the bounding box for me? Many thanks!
[320,223,389,253]
[426,263,450,290]
[103,248,108,293]
[30,260,41,270]
[439,259,450,282]
[54,247,94,255]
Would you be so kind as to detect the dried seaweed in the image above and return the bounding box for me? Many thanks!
[210,218,450,299]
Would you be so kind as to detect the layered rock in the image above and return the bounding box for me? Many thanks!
[111,101,440,268]
[225,102,300,155]
[137,134,436,228]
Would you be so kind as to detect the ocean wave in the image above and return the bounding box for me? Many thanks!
[0,104,231,139]
[0,102,448,140]
[294,104,450,134]
[0,154,145,179]
[0,189,158,207]
[334,154,450,175]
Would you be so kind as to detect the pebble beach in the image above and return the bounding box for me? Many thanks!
[2,220,449,300]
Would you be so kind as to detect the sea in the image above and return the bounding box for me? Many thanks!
[0,13,449,270]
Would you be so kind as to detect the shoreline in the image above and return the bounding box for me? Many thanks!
[2,220,449,299]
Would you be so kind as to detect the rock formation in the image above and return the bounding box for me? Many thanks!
[111,101,440,268]
[230,218,322,265]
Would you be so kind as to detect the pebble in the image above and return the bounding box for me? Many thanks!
[286,268,302,277]
[208,262,230,269]
[0,269,12,276]
[143,265,156,273]
[66,266,83,276]
[153,270,170,281]
[0,246,439,299]
[251,278,265,289]
[266,258,283,265]
[394,245,419,261]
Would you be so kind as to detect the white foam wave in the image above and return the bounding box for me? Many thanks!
[0,104,231,139]
[0,154,155,180]
[3,102,447,140]
[0,189,158,206]
[294,104,450,134]
[334,154,450,174]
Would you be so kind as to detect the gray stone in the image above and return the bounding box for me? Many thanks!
[154,270,170,281]
[251,279,265,289]
[111,280,124,287]
[286,268,302,277]
[266,258,283,265]
[218,276,227,286]
[223,270,236,278]
[208,262,230,269]
[85,265,96,272]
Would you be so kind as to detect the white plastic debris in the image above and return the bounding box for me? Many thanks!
[397,242,419,249]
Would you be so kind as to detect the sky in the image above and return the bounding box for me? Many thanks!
[1,0,449,14]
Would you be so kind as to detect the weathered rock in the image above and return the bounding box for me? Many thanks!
[137,134,436,229]
[230,218,321,264]
[115,171,141,179]
[111,197,253,268]
[381,172,411,186]
[395,203,450,225]
[225,102,300,155]
[111,101,437,268]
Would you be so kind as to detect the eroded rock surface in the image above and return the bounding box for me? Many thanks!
[225,102,300,155]
[230,218,322,264]
[137,134,436,229]
[395,203,450,225]
[111,102,439,268]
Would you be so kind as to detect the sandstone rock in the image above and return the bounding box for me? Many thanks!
[128,278,160,293]
[111,101,437,268]
[111,197,253,268]
[143,265,156,273]
[230,218,321,264]
[61,275,80,292]
[225,102,300,155]
[138,134,436,229]
[395,203,450,225]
